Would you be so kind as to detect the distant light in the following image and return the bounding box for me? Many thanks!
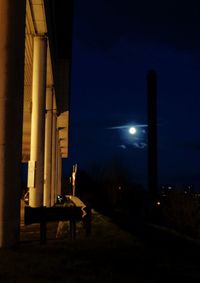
[156,201,161,206]
[129,127,137,135]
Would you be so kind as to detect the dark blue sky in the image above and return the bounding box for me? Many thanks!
[64,0,200,189]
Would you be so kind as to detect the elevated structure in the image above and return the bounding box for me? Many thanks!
[22,0,71,161]
[147,70,158,200]
[0,0,73,247]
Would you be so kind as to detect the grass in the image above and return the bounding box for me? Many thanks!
[0,209,200,282]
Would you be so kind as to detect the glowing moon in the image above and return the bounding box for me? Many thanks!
[129,127,137,135]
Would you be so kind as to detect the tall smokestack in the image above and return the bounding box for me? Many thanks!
[147,70,157,200]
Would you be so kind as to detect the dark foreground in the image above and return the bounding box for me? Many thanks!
[0,209,200,283]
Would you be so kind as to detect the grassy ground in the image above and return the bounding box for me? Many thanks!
[0,209,200,283]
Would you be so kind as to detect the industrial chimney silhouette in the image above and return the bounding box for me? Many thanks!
[147,69,157,200]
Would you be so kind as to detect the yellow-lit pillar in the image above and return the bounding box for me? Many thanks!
[28,36,47,207]
[57,147,62,196]
[54,131,62,201]
[0,0,26,247]
[54,130,59,203]
[43,87,53,207]
[51,99,57,206]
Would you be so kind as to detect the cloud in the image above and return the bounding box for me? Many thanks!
[133,142,147,149]
[118,142,147,150]
[119,144,126,150]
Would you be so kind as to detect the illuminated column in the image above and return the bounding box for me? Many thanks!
[0,0,26,247]
[43,87,53,207]
[51,100,57,206]
[57,148,62,196]
[54,132,62,200]
[54,130,59,202]
[28,36,47,207]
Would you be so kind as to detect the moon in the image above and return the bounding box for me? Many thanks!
[129,127,137,135]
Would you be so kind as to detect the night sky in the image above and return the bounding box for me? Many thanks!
[64,0,200,190]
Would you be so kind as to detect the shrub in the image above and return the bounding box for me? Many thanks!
[161,191,200,238]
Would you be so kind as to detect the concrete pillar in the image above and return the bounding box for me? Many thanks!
[57,148,62,196]
[43,87,53,207]
[28,36,47,207]
[51,100,57,206]
[54,130,59,202]
[54,132,62,201]
[0,0,26,247]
